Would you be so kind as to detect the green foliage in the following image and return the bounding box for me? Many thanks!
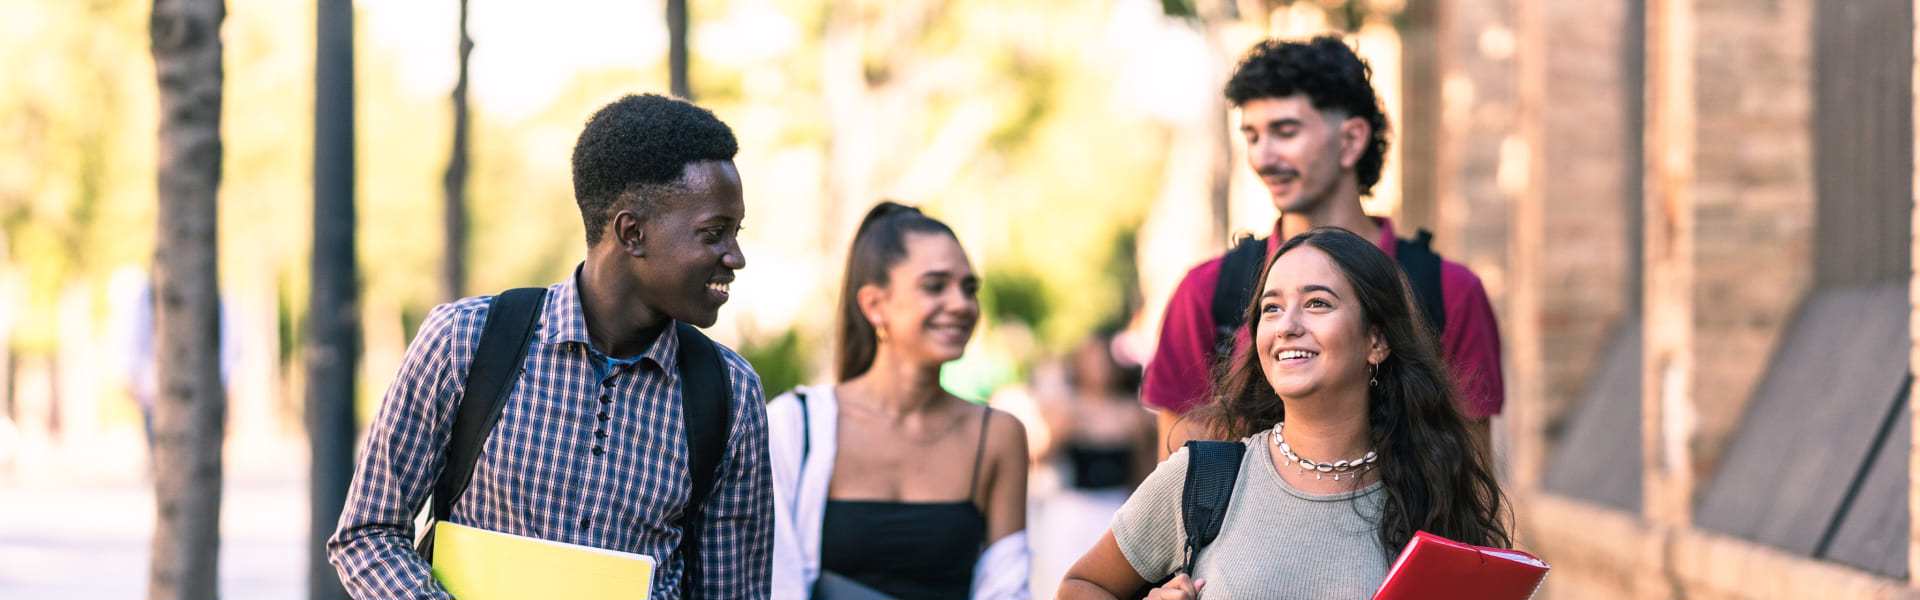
[735,328,810,399]
[980,268,1050,331]
[1095,223,1144,334]
[5,0,1187,412]
[1159,0,1199,19]
[986,54,1057,153]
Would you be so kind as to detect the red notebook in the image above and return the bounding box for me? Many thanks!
[1372,531,1551,600]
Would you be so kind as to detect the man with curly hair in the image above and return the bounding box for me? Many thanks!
[330,94,772,599]
[1145,36,1504,453]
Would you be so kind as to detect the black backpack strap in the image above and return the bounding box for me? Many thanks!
[419,287,548,558]
[1395,229,1448,336]
[1210,235,1268,363]
[673,322,735,597]
[1179,440,1246,575]
[795,390,811,465]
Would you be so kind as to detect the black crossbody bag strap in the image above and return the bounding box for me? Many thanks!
[673,322,734,598]
[417,287,548,559]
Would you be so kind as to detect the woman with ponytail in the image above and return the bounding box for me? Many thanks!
[1060,227,1508,599]
[768,202,1032,599]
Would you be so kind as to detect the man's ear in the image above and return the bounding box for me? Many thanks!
[1339,115,1372,169]
[612,209,646,258]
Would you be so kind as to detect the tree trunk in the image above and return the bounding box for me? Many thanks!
[442,0,471,302]
[1195,0,1238,244]
[667,0,691,99]
[148,1,226,599]
[306,0,357,598]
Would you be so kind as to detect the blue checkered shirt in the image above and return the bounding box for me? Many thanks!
[328,272,772,599]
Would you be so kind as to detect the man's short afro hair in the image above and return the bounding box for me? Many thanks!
[571,93,739,245]
[1225,36,1390,196]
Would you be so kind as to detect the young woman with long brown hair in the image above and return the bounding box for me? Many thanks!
[1060,227,1509,599]
[767,202,1032,599]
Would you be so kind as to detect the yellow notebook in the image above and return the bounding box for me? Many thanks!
[430,521,655,600]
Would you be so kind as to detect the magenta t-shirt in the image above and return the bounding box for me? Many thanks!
[1140,218,1505,419]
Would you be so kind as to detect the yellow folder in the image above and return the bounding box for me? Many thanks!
[430,521,655,600]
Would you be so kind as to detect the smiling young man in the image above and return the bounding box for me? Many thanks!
[329,94,772,599]
[1144,37,1505,455]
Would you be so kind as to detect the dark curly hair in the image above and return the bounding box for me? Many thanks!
[1225,36,1390,196]
[1193,227,1510,557]
[570,94,739,245]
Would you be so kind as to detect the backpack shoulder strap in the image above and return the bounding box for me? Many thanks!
[673,322,735,595]
[1210,235,1268,362]
[675,322,733,510]
[795,390,812,465]
[421,287,547,557]
[1179,440,1247,575]
[1395,229,1448,335]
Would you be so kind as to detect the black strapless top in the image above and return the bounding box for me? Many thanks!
[819,500,985,599]
[817,405,995,600]
[1064,442,1134,490]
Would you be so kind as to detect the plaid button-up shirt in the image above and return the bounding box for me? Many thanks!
[328,271,772,599]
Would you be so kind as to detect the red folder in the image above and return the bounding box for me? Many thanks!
[1372,531,1551,600]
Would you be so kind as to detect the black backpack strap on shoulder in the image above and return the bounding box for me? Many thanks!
[795,390,811,465]
[420,287,548,558]
[1179,440,1246,575]
[1395,229,1448,336]
[673,322,735,597]
[1210,235,1268,362]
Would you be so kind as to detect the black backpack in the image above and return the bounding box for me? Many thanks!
[1210,230,1448,364]
[415,287,734,594]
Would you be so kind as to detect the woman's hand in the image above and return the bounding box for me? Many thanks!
[1144,573,1205,599]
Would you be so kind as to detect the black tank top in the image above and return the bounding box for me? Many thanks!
[1063,442,1134,490]
[819,407,993,600]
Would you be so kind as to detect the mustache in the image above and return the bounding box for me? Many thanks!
[1257,165,1301,179]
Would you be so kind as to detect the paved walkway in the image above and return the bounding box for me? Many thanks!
[0,427,307,599]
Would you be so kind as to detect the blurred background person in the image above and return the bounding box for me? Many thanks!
[768,202,1032,600]
[1026,332,1154,599]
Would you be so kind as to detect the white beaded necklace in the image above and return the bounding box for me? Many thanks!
[1270,422,1378,481]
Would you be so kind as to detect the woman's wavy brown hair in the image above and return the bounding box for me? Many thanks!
[1191,227,1511,554]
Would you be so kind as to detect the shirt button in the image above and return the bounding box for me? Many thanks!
[580,516,592,528]
[602,380,615,388]
[592,446,605,456]
[595,430,609,439]
[599,395,612,404]
[597,413,610,422]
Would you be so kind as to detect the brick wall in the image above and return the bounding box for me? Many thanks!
[1537,0,1641,434]
[1436,0,1518,301]
[1687,0,1816,477]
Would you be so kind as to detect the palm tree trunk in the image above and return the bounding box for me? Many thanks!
[667,0,691,99]
[442,0,471,302]
[306,0,358,598]
[148,1,226,598]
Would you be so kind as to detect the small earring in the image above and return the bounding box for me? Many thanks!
[1368,363,1379,387]
[875,326,889,344]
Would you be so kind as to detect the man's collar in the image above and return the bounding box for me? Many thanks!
[1265,215,1399,257]
[543,264,680,370]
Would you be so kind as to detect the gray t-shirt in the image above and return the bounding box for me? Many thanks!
[1112,430,1390,599]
